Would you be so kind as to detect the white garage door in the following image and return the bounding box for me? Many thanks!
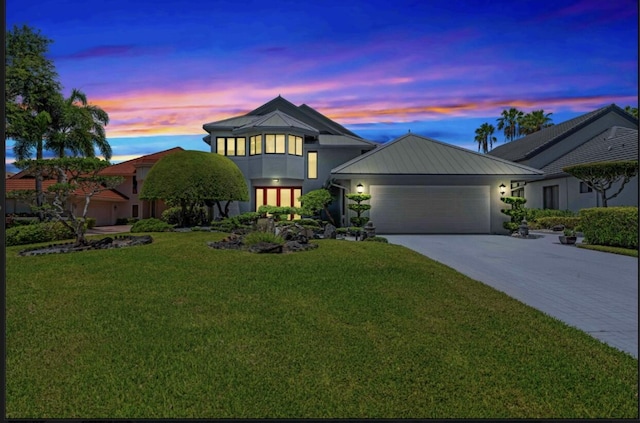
[369,185,490,234]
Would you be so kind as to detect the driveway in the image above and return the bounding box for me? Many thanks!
[383,232,638,358]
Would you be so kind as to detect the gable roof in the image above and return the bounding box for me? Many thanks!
[6,175,128,202]
[318,134,378,147]
[331,133,543,176]
[542,126,639,177]
[488,104,638,162]
[100,147,184,176]
[202,95,362,138]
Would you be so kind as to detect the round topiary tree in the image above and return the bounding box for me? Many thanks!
[140,150,248,227]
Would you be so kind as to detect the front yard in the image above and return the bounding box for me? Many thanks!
[5,231,638,418]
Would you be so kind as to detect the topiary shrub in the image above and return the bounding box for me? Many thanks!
[161,205,208,226]
[130,218,174,233]
[579,207,638,249]
[6,222,75,246]
[292,218,321,227]
[258,205,300,221]
[500,196,527,232]
[85,217,97,229]
[243,231,285,246]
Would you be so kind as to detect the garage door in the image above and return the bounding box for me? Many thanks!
[369,185,490,234]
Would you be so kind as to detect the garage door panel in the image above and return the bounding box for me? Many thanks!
[370,185,490,234]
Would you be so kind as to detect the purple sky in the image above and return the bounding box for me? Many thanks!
[5,0,639,168]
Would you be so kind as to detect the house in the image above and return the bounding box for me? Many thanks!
[488,104,638,211]
[203,96,543,233]
[202,95,377,218]
[5,147,183,225]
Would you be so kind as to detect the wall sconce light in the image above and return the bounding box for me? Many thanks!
[356,183,364,194]
[499,183,506,197]
[273,178,280,183]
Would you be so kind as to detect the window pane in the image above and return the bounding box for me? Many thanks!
[265,134,276,154]
[308,152,318,179]
[276,134,285,153]
[296,136,302,156]
[294,189,302,208]
[250,136,256,155]
[266,188,278,206]
[237,138,246,156]
[255,135,262,154]
[281,189,292,207]
[216,138,225,155]
[227,138,235,156]
[256,188,264,211]
[288,135,296,155]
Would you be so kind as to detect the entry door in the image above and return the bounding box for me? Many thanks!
[255,187,302,219]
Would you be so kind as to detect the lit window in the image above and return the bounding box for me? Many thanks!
[216,137,246,156]
[250,135,262,155]
[288,135,303,156]
[276,134,285,153]
[308,151,318,179]
[236,137,246,156]
[265,134,276,154]
[226,138,235,156]
[216,138,225,155]
[255,187,303,220]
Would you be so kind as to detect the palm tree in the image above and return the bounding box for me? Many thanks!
[624,105,638,119]
[519,110,553,135]
[47,88,111,160]
[496,107,524,143]
[474,122,497,153]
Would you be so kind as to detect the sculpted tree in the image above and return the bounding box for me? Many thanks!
[563,160,639,207]
[345,193,372,227]
[140,150,248,226]
[14,157,123,246]
[298,188,336,225]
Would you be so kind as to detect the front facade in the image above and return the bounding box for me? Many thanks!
[202,96,376,218]
[488,104,638,211]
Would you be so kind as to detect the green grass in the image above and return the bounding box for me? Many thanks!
[6,231,638,418]
[578,243,638,257]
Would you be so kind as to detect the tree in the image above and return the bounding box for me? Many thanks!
[6,25,62,219]
[298,188,336,225]
[500,196,527,233]
[474,122,497,153]
[345,193,371,227]
[563,160,639,207]
[623,105,638,119]
[140,150,249,227]
[496,107,524,142]
[14,157,123,246]
[47,88,112,160]
[519,110,553,135]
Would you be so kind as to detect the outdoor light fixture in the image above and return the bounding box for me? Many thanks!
[356,183,364,194]
[273,178,280,183]
[499,183,506,197]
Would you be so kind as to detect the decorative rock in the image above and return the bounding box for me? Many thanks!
[323,223,337,239]
[247,242,283,254]
[363,221,376,239]
[18,235,153,256]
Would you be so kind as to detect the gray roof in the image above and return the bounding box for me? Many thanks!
[542,126,639,177]
[318,134,378,147]
[233,109,319,135]
[203,115,261,131]
[488,104,637,162]
[332,133,543,176]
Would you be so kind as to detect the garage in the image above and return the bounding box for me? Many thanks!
[370,185,490,234]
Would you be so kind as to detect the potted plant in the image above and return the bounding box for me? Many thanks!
[559,228,577,245]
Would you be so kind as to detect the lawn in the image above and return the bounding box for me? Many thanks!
[5,231,638,418]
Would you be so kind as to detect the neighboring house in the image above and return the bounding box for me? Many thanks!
[488,104,638,211]
[202,95,377,218]
[203,96,543,233]
[5,147,183,225]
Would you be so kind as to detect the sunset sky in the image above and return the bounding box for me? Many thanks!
[5,0,638,169]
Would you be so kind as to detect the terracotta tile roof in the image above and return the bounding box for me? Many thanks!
[100,147,184,175]
[6,176,128,202]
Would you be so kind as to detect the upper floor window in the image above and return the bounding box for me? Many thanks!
[216,137,246,156]
[307,151,318,179]
[250,135,262,155]
[265,134,286,154]
[288,135,303,156]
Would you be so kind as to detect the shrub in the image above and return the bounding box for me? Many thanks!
[292,218,321,227]
[500,196,527,232]
[9,218,39,228]
[579,207,638,249]
[526,208,576,221]
[243,231,285,246]
[531,216,581,230]
[85,217,97,229]
[364,236,389,243]
[258,205,300,221]
[235,212,261,226]
[161,206,208,227]
[130,218,174,233]
[6,222,75,246]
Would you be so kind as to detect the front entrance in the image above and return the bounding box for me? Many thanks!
[255,187,302,219]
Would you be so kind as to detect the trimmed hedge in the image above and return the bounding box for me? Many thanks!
[526,208,576,221]
[6,222,75,246]
[130,218,174,233]
[529,216,581,230]
[579,207,638,249]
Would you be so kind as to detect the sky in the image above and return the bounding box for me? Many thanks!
[5,0,639,170]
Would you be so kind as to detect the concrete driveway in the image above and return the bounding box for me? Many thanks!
[383,232,638,358]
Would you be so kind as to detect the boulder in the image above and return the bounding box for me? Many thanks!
[323,223,336,239]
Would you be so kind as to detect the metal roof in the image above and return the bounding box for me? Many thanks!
[331,133,543,176]
[542,127,639,177]
[232,109,319,135]
[318,134,378,147]
[488,104,637,162]
[203,115,261,131]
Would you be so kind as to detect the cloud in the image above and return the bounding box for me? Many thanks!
[61,45,139,59]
